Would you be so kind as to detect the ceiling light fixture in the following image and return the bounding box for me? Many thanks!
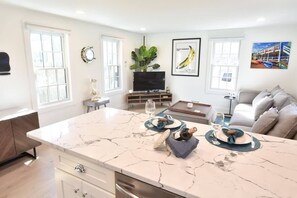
[76,10,85,15]
[257,17,266,22]
[140,27,146,31]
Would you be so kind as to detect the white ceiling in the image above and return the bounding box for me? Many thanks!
[1,0,297,33]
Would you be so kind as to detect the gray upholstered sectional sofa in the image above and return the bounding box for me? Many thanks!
[228,85,297,140]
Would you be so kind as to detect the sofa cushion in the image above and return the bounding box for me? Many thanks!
[233,103,253,112]
[268,104,297,138]
[229,104,255,127]
[270,85,283,97]
[252,90,270,107]
[253,96,274,120]
[251,108,278,134]
[273,90,289,110]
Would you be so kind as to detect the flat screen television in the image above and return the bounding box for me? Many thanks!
[133,71,165,92]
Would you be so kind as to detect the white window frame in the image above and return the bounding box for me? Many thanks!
[101,36,123,94]
[24,23,72,111]
[206,38,241,94]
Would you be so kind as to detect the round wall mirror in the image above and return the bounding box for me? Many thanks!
[81,46,95,63]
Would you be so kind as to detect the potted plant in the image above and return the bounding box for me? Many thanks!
[130,45,160,72]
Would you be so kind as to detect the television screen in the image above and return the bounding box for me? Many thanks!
[133,72,165,91]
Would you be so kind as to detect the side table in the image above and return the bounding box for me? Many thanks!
[224,95,236,117]
[83,97,110,113]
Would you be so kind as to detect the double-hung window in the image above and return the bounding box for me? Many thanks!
[102,36,122,93]
[208,38,241,92]
[28,28,70,108]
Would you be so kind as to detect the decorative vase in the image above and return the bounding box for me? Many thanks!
[90,79,100,101]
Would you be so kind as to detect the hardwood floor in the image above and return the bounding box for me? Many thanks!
[0,144,56,198]
[0,106,168,198]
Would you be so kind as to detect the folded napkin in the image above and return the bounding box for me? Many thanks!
[166,134,199,158]
[156,115,175,129]
[222,127,244,144]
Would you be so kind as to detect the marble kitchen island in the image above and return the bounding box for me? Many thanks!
[27,108,297,198]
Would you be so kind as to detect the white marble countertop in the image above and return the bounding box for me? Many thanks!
[27,108,297,198]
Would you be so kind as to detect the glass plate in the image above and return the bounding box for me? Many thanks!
[214,130,252,145]
[151,118,182,129]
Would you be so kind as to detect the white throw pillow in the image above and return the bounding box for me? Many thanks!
[252,108,278,134]
[270,85,283,97]
[253,96,274,120]
[273,90,289,110]
[252,90,271,107]
[268,104,297,138]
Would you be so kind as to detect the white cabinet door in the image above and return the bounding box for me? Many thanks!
[56,169,81,198]
[56,169,115,198]
[54,150,115,193]
[82,181,115,198]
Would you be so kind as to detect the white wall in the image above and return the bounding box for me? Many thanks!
[238,25,297,95]
[145,25,297,113]
[0,4,142,126]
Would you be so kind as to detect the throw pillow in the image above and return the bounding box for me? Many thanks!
[268,104,297,138]
[273,90,289,110]
[270,85,282,97]
[251,108,278,134]
[252,90,270,107]
[253,96,274,120]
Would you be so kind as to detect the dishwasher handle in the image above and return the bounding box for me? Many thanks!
[116,183,139,198]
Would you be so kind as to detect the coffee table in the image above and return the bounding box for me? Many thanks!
[163,100,215,124]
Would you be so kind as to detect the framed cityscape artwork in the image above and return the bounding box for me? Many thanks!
[251,41,291,69]
[171,38,201,76]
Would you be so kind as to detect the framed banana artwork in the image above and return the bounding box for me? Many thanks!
[171,38,201,76]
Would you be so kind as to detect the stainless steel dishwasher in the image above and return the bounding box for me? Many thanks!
[115,172,184,198]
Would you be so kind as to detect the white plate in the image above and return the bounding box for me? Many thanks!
[151,118,182,129]
[214,130,252,145]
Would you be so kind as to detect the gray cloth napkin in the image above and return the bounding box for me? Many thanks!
[166,135,199,158]
[156,115,175,129]
[222,127,244,144]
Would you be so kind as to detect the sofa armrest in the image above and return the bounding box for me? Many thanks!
[237,89,260,104]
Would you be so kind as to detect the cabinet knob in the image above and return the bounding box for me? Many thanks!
[73,188,79,193]
[74,164,86,173]
[82,192,88,198]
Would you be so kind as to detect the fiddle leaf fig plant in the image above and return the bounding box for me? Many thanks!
[130,45,160,72]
